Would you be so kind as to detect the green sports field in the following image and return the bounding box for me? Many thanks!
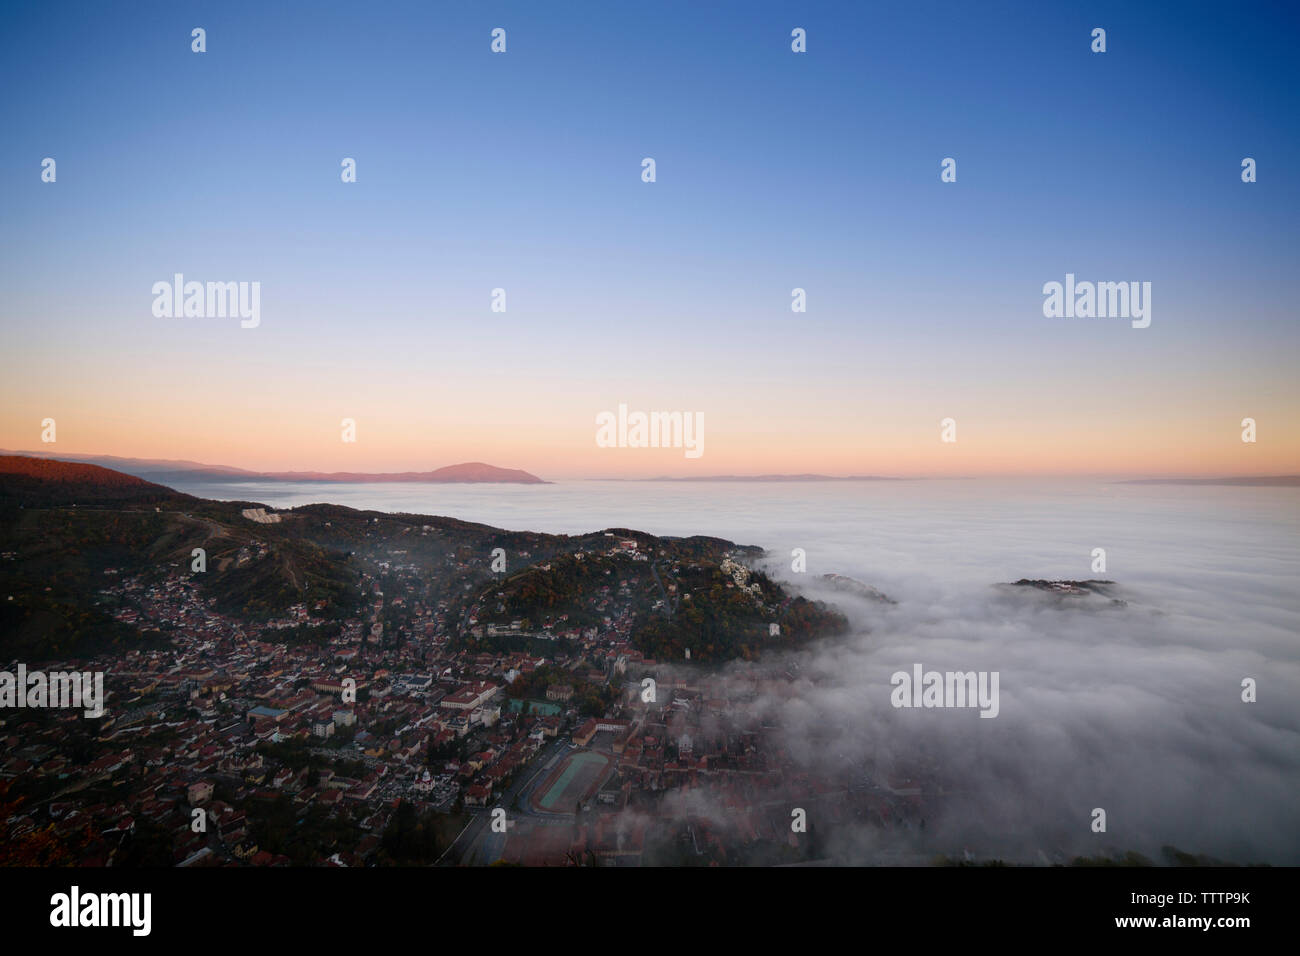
[533,750,611,813]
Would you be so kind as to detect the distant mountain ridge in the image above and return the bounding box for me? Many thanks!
[640,474,901,482]
[1117,476,1300,487]
[256,462,546,484]
[0,451,548,484]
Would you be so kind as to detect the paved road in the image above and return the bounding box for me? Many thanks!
[437,737,572,865]
[648,561,678,614]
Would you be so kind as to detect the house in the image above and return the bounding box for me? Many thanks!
[187,780,214,806]
[440,681,499,712]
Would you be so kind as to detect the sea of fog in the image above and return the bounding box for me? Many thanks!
[168,477,1300,864]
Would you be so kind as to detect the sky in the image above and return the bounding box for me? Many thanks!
[1,0,1297,479]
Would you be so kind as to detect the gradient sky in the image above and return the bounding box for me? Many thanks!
[1,0,1297,478]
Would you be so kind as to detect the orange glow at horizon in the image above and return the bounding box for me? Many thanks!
[2,403,1295,480]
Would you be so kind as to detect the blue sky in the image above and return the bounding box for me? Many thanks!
[1,0,1297,476]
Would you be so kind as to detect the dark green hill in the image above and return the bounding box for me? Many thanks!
[0,455,844,665]
[0,455,187,507]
